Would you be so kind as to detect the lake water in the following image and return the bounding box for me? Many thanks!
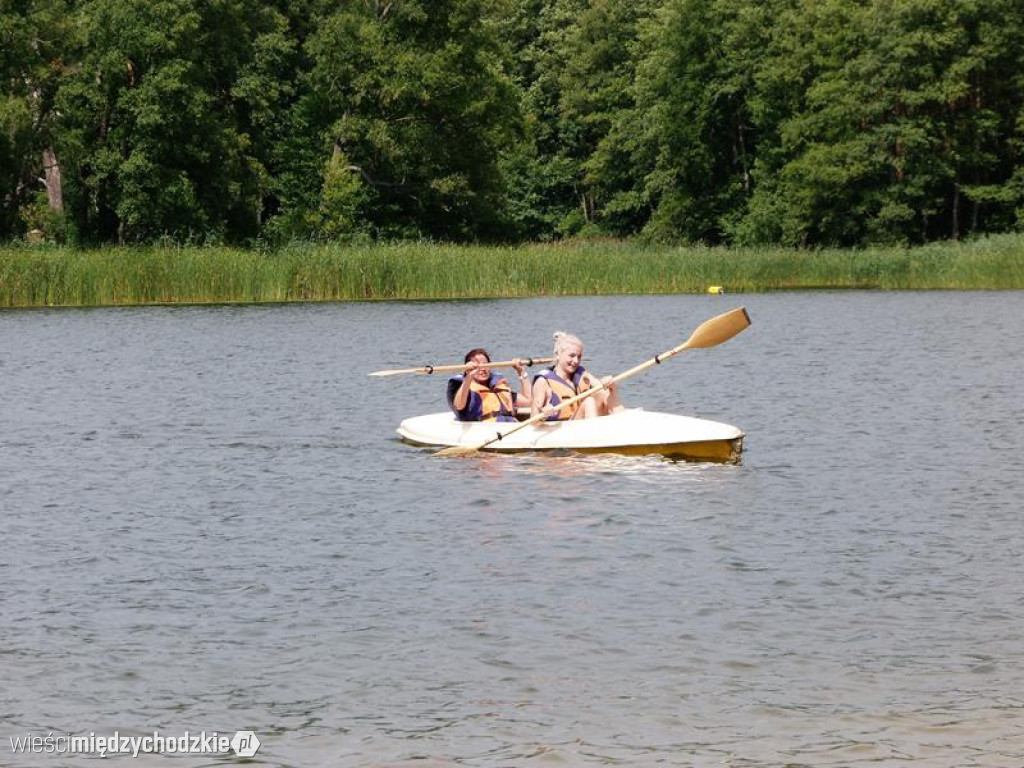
[1,292,1022,767]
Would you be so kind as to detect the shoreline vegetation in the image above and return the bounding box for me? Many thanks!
[1,235,1022,308]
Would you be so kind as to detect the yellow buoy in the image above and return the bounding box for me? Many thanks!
[707,286,724,295]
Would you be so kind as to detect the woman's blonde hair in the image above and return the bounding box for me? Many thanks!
[553,331,583,356]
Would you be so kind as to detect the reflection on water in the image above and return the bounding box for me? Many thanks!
[2,293,1023,767]
[459,449,734,476]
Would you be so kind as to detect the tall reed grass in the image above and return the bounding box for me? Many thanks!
[1,235,1022,307]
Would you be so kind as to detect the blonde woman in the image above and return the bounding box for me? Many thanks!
[531,332,622,420]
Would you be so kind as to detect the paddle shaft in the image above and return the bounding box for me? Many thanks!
[370,356,554,377]
[436,307,751,456]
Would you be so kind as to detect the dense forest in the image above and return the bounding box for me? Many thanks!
[3,0,1024,247]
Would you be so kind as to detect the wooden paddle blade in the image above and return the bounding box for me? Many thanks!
[682,307,751,349]
[435,444,481,458]
[368,365,441,376]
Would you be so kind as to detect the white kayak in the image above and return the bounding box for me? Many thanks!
[397,408,744,462]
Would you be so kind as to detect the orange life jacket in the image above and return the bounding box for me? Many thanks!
[535,366,588,421]
[447,374,517,422]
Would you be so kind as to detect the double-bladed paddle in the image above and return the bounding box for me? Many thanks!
[369,356,554,377]
[436,307,752,457]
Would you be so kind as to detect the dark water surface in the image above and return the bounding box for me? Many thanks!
[2,293,1022,767]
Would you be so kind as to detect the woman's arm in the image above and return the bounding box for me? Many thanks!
[531,377,551,416]
[511,359,532,408]
[514,376,533,406]
[452,375,473,410]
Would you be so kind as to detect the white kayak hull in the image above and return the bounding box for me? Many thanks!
[397,408,744,462]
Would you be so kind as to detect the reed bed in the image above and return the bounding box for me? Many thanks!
[1,235,1022,307]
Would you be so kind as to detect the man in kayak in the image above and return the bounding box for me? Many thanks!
[532,332,623,420]
[447,349,533,422]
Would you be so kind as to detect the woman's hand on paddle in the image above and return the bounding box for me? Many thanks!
[582,371,614,391]
[512,359,532,405]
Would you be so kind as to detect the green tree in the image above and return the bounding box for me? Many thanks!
[496,0,653,240]
[496,0,585,240]
[564,0,654,236]
[275,0,520,241]
[0,0,76,239]
[54,0,294,242]
[742,0,1024,245]
[601,0,774,243]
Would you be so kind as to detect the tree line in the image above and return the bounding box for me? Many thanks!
[3,0,1024,247]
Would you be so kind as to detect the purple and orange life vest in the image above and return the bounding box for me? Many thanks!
[447,374,518,422]
[535,366,589,421]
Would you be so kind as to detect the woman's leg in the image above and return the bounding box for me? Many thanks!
[579,397,600,419]
[602,384,624,414]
